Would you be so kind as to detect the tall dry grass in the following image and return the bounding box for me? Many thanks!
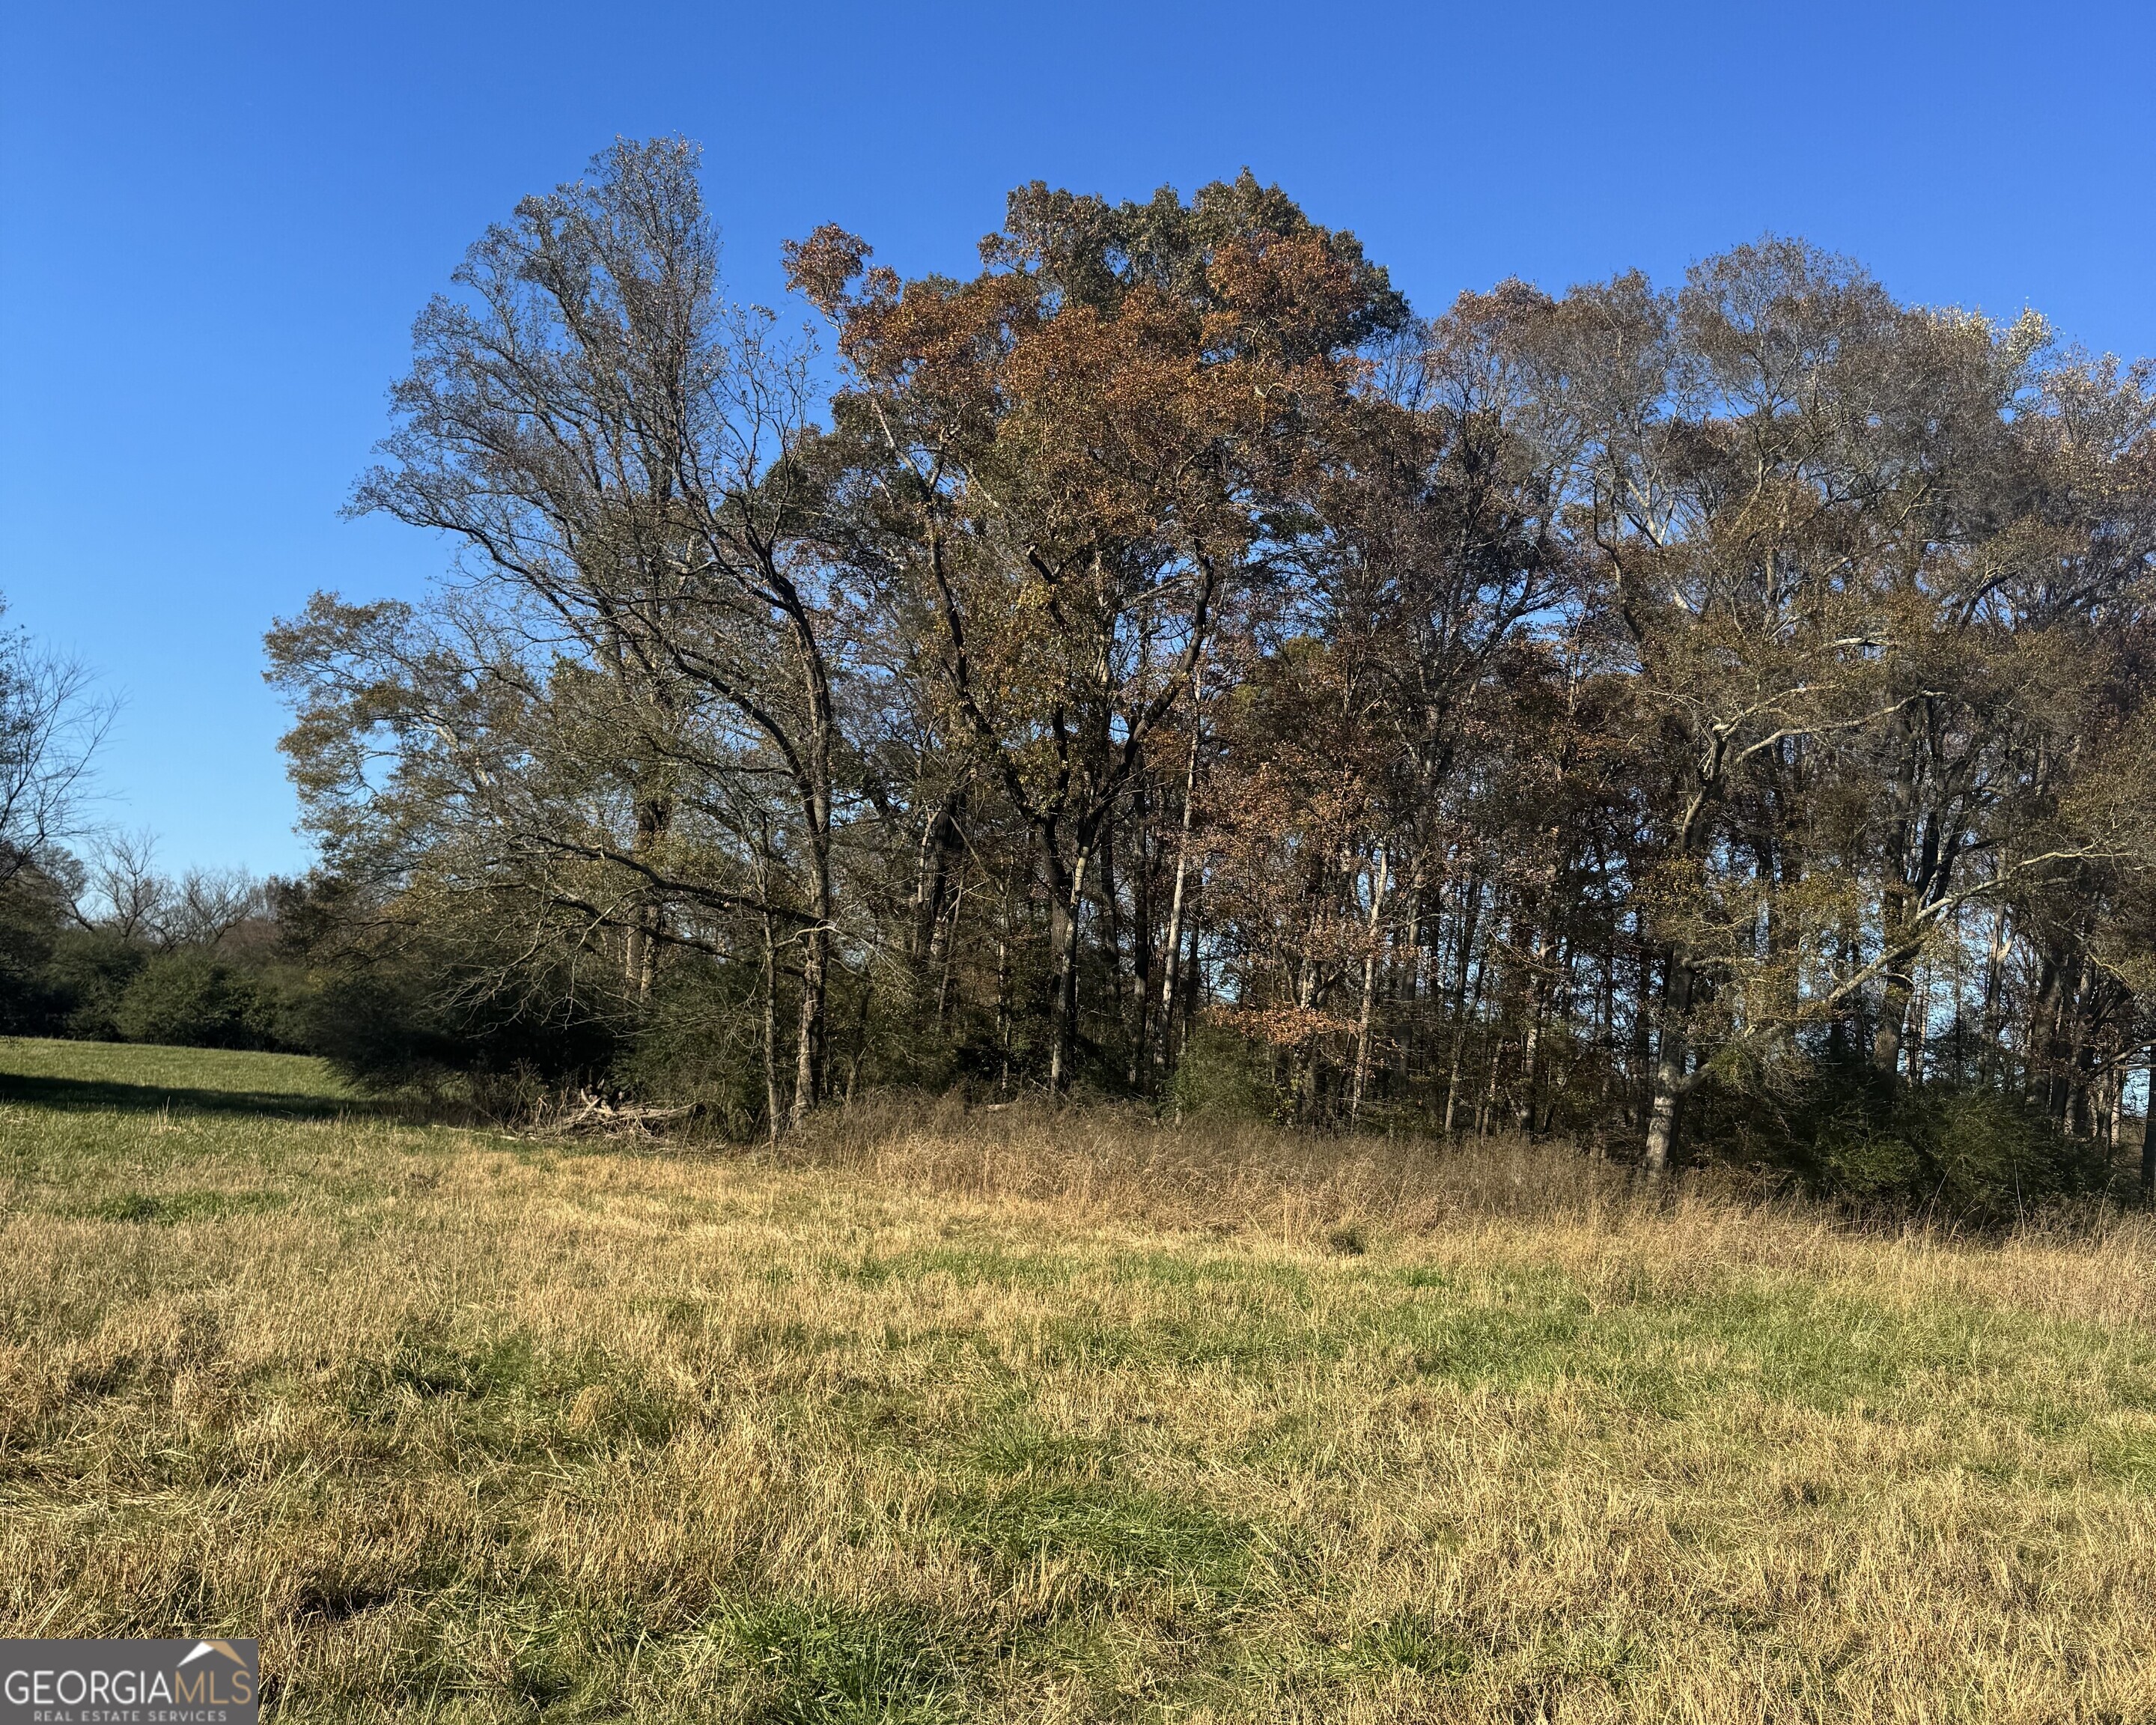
[4,1047,2156,1721]
[796,1093,2156,1333]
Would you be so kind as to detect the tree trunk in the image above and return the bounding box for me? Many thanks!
[1400,883,1428,1098]
[1514,1007,1542,1134]
[1642,958,1696,1178]
[1979,902,2012,1087]
[844,977,873,1106]
[1642,1059,1681,1178]
[1047,847,1090,1092]
[1476,1024,1502,1137]
[994,867,1015,1097]
[935,888,961,1030]
[1442,877,1484,1137]
[2033,950,2071,1123]
[1098,826,1130,1080]
[908,793,959,967]
[1293,924,1323,1127]
[1179,865,1206,1046]
[789,827,833,1130]
[1349,849,1389,1128]
[761,911,782,1145]
[1630,934,1655,1126]
[1154,717,1202,1078]
[792,922,827,1129]
[1904,963,1929,1087]
[1515,928,1561,1135]
[2068,955,2097,1138]
[1129,790,1152,1086]
[622,792,670,1005]
[1873,964,1913,1079]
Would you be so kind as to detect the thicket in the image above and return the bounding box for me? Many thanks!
[22,138,2156,1222]
[0,846,302,1050]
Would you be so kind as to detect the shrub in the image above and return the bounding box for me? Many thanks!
[611,964,767,1135]
[0,867,76,1034]
[1167,1025,1277,1122]
[297,958,619,1095]
[114,950,276,1050]
[42,928,148,1039]
[293,967,450,1087]
[1791,1058,2105,1224]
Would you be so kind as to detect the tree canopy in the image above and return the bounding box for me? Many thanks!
[262,139,2156,1208]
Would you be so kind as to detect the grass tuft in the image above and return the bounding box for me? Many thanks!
[725,1599,963,1724]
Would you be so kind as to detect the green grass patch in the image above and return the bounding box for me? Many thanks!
[724,1598,964,1725]
[934,1478,1257,1598]
[0,1034,353,1116]
[78,1188,290,1224]
[338,1322,684,1455]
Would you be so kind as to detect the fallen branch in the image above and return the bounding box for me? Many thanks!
[514,1088,695,1141]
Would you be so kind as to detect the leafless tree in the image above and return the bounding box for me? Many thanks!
[0,603,113,885]
[79,828,170,940]
[170,868,272,948]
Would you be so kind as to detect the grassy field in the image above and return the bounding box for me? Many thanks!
[6,1038,2156,1721]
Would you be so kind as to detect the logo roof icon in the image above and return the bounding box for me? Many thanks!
[177,1641,249,1668]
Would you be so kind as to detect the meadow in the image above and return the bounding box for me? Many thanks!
[4,1036,2156,1722]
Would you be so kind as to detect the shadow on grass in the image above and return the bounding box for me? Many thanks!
[0,1071,359,1121]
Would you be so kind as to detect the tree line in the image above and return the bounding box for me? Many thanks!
[34,137,2156,1210]
[0,818,298,1051]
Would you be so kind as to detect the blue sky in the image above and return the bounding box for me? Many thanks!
[3,0,2152,877]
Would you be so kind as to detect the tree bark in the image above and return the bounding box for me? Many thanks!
[789,796,834,1128]
[1350,848,1390,1128]
[761,910,782,1145]
[1642,1062,1682,1178]
[1154,714,1202,1078]
[1642,959,1696,1178]
[1047,846,1090,1092]
[1442,877,1484,1137]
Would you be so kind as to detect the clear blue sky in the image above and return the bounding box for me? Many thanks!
[3,0,2152,878]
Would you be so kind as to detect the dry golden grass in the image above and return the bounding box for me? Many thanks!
[5,1038,2156,1721]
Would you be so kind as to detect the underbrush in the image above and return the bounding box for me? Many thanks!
[794,1092,1648,1233]
[790,1090,2143,1250]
